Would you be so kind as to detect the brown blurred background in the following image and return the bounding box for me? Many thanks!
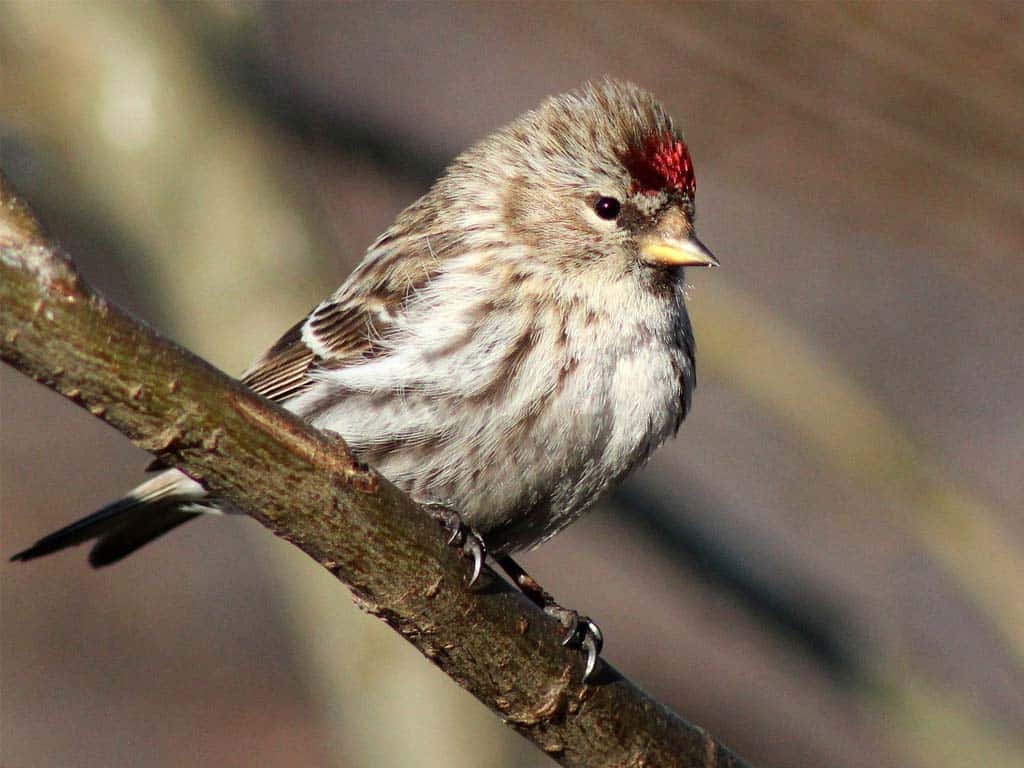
[2,3,1022,767]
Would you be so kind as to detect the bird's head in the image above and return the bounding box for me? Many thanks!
[444,79,717,287]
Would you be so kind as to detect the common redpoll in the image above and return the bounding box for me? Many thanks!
[14,79,718,679]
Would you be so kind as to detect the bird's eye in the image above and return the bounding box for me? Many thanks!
[593,196,621,220]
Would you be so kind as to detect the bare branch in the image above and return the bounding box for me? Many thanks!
[0,171,751,768]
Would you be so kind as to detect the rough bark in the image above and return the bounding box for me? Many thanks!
[0,171,751,768]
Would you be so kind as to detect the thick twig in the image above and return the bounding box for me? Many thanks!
[0,171,751,768]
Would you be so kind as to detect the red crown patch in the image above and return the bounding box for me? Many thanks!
[621,134,695,197]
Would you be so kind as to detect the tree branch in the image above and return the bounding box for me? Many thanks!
[0,170,751,768]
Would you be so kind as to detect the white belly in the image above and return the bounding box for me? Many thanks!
[295,272,692,553]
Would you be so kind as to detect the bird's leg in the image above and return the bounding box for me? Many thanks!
[423,503,487,586]
[495,554,604,682]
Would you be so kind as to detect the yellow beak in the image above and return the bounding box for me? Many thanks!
[640,232,719,268]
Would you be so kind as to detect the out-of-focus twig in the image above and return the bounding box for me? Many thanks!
[0,174,753,768]
[694,282,1024,670]
[0,1,333,372]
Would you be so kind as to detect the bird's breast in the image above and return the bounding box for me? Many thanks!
[302,275,690,553]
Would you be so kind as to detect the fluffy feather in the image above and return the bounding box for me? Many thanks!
[15,78,709,563]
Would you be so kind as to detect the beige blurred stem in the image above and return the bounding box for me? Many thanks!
[694,284,1024,671]
[0,176,754,768]
[0,1,329,371]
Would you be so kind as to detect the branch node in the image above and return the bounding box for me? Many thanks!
[231,391,379,493]
[506,666,573,726]
[424,575,443,598]
[202,427,225,452]
[137,416,187,453]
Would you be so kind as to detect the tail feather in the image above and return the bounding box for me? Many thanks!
[87,508,201,567]
[11,470,210,567]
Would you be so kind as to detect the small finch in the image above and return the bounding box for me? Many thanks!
[14,79,718,678]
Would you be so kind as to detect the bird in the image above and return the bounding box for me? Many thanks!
[12,79,718,679]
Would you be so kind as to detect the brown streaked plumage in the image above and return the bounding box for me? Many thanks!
[13,79,718,679]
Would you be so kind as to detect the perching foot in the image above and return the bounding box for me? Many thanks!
[495,554,604,682]
[425,504,487,586]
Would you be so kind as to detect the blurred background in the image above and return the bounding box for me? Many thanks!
[2,3,1022,767]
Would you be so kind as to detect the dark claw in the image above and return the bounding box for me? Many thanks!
[495,555,606,683]
[549,607,604,682]
[462,529,486,586]
[426,504,487,586]
[581,627,602,682]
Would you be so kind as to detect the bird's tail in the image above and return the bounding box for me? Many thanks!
[10,470,212,567]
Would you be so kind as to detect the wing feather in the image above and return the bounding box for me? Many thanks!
[240,228,446,406]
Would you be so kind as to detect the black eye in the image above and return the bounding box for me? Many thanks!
[593,196,621,220]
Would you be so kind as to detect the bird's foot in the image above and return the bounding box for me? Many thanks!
[546,604,604,682]
[425,504,487,586]
[495,554,604,682]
